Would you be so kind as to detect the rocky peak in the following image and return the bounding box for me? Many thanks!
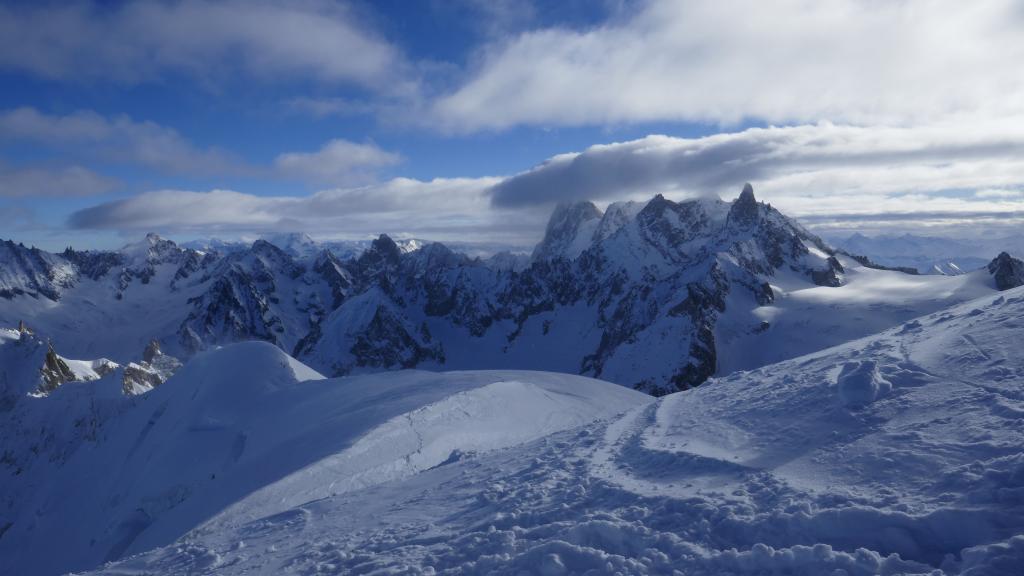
[116,234,191,293]
[142,339,162,363]
[372,234,402,259]
[987,251,1024,290]
[728,182,760,226]
[128,233,180,261]
[264,232,320,259]
[0,239,76,301]
[533,201,603,261]
[251,239,288,258]
[314,249,354,308]
[124,338,182,395]
[314,249,346,275]
[408,242,467,272]
[358,234,402,271]
[243,240,302,279]
[633,195,720,262]
[593,200,643,242]
[39,341,76,394]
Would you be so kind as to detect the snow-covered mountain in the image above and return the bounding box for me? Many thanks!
[59,278,1024,575]
[183,234,443,262]
[1,185,1018,394]
[3,203,1024,573]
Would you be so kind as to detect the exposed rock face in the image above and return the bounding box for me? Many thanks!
[811,256,845,287]
[295,184,852,393]
[313,250,353,309]
[0,240,76,300]
[122,339,182,395]
[841,252,919,275]
[532,201,603,261]
[728,182,759,226]
[987,252,1024,290]
[39,343,76,394]
[142,339,161,363]
[121,363,164,395]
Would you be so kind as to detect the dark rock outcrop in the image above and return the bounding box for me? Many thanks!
[39,343,76,394]
[987,252,1024,290]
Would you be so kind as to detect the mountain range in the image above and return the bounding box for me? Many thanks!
[4,184,1024,575]
[3,184,1021,396]
[2,233,1023,575]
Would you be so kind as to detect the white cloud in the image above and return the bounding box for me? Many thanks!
[274,139,402,186]
[0,107,244,176]
[974,189,1023,199]
[0,165,118,198]
[67,177,548,245]
[491,120,1024,206]
[488,120,1024,234]
[0,1,414,93]
[434,0,1024,131]
[65,118,1024,244]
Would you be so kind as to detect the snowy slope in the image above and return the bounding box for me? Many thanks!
[89,286,1024,575]
[715,256,998,374]
[0,341,646,576]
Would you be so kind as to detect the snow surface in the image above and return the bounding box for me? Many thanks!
[0,341,646,576]
[714,255,998,375]
[79,287,1024,575]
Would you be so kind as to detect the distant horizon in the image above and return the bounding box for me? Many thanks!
[6,187,1024,258]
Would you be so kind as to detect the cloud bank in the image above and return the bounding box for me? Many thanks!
[490,121,1024,209]
[66,119,1024,243]
[66,177,548,246]
[0,1,413,93]
[434,0,1024,131]
[0,107,244,176]
[274,140,402,186]
[0,165,118,198]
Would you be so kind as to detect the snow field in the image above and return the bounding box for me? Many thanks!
[85,287,1024,575]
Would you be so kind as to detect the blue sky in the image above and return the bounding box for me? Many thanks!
[2,0,1023,250]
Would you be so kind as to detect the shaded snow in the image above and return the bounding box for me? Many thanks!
[0,341,646,576]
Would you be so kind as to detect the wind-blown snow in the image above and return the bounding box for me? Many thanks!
[81,287,1024,575]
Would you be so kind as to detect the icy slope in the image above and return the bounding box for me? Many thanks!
[0,342,646,576]
[92,287,1024,575]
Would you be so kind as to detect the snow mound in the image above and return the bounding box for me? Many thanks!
[836,359,892,407]
[0,342,646,576]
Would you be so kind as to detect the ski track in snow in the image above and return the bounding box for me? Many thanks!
[81,290,1024,575]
